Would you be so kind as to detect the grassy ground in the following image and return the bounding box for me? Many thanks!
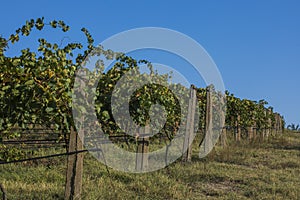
[1,131,300,199]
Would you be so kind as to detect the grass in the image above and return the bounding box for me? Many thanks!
[1,131,300,199]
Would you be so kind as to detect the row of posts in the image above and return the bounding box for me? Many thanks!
[64,85,285,199]
[136,86,285,165]
[227,111,284,144]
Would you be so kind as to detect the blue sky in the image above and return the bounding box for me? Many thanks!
[0,0,299,125]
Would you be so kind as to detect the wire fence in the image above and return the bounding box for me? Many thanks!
[0,123,172,165]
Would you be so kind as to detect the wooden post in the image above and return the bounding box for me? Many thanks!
[204,87,213,154]
[263,110,272,139]
[220,127,227,147]
[273,113,279,134]
[278,114,281,134]
[235,115,241,141]
[65,69,87,200]
[275,113,283,134]
[65,126,84,200]
[262,110,267,140]
[248,114,255,140]
[253,121,257,139]
[182,87,197,162]
[219,95,227,147]
[276,114,281,134]
[280,116,284,134]
[247,127,253,140]
[136,126,150,171]
[267,110,272,138]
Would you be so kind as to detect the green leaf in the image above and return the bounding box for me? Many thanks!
[2,85,11,91]
[45,107,54,113]
[12,58,20,66]
[102,111,110,121]
[24,80,34,85]
[50,20,57,28]
[35,17,44,30]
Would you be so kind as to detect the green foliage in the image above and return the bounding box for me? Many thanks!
[0,18,116,161]
[93,56,184,138]
[0,17,285,162]
[1,18,85,133]
[0,17,187,160]
[225,91,283,130]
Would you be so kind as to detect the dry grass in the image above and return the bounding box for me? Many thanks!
[1,131,300,199]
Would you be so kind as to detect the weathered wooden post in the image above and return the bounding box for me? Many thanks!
[274,113,277,134]
[182,86,197,162]
[280,115,284,134]
[235,115,241,141]
[248,115,255,140]
[275,113,280,134]
[247,126,253,140]
[267,109,272,138]
[65,69,85,200]
[219,94,227,147]
[263,109,272,140]
[136,126,150,171]
[65,126,84,200]
[276,113,280,134]
[261,110,267,140]
[275,113,282,134]
[204,87,213,154]
[253,121,257,140]
[220,127,227,147]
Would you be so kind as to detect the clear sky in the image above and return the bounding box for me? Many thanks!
[0,0,299,126]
